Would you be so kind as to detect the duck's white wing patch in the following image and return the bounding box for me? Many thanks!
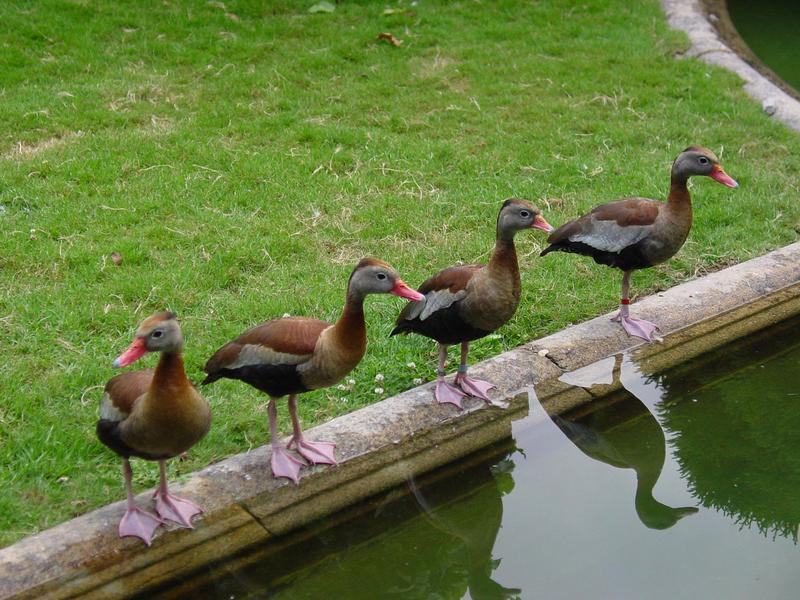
[571,219,652,253]
[99,392,127,422]
[229,343,313,369]
[419,289,467,320]
[403,300,425,321]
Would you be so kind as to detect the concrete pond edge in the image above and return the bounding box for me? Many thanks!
[2,241,799,599]
[661,0,800,133]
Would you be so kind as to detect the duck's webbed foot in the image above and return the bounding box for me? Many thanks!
[290,437,337,466]
[612,313,660,342]
[119,507,164,545]
[271,445,305,485]
[435,378,466,409]
[154,490,203,528]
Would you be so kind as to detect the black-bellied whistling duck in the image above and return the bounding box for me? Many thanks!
[202,258,423,484]
[541,146,738,342]
[97,311,211,545]
[391,199,553,409]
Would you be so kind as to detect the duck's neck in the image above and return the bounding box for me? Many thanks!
[330,292,367,357]
[149,350,191,402]
[488,232,521,287]
[666,173,693,228]
[634,476,682,530]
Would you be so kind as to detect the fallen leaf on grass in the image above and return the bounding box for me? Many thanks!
[382,8,416,16]
[110,251,123,265]
[309,1,335,13]
[377,32,403,47]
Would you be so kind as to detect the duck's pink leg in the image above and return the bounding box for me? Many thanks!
[154,460,203,528]
[454,342,498,404]
[611,271,659,342]
[268,398,305,485]
[118,458,163,545]
[434,343,465,409]
[287,394,337,466]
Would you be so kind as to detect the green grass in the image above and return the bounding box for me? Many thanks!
[1,0,798,547]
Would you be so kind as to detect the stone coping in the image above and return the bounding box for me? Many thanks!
[1,241,798,599]
[662,0,800,133]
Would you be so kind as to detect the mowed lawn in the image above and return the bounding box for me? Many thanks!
[1,0,798,546]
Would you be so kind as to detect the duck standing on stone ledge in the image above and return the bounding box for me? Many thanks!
[202,258,423,484]
[391,199,553,409]
[541,146,738,342]
[97,311,211,545]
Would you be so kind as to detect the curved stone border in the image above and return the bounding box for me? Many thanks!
[1,241,799,599]
[661,0,800,132]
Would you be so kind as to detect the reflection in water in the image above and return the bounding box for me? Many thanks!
[166,440,524,600]
[653,321,800,542]
[406,457,521,600]
[552,354,698,529]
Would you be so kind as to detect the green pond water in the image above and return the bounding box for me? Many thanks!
[145,315,800,599]
[728,0,800,92]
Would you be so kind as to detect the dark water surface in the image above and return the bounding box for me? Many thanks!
[727,0,800,92]
[148,315,800,599]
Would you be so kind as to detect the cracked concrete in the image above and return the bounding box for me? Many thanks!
[661,0,800,133]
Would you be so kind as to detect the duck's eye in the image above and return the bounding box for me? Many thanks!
[376,272,387,281]
[151,330,163,339]
[520,210,531,218]
[698,156,709,165]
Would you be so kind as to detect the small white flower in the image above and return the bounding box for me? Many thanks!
[336,384,347,391]
[374,373,385,382]
[413,378,423,385]
[374,387,384,395]
[282,313,291,318]
[406,362,416,369]
[340,396,348,403]
[347,378,356,386]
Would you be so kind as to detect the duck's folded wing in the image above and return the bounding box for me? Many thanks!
[204,317,329,375]
[550,198,659,253]
[100,369,154,421]
[397,264,481,322]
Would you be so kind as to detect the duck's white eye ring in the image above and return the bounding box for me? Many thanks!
[520,210,530,218]
[698,156,709,165]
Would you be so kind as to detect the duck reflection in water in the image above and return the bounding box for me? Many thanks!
[405,449,522,600]
[550,354,698,529]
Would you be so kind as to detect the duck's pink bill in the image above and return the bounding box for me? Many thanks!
[533,214,555,233]
[113,337,147,368]
[710,166,738,188]
[391,280,425,302]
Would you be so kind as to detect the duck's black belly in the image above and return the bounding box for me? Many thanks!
[549,239,656,271]
[394,304,492,345]
[216,363,310,398]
